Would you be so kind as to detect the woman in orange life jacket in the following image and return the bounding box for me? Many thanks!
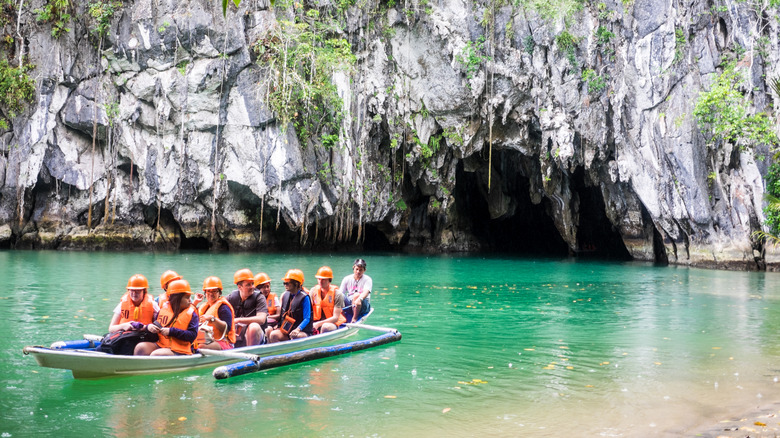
[192,276,236,351]
[134,279,200,356]
[156,270,182,308]
[254,272,280,328]
[309,266,347,334]
[268,269,313,343]
[109,274,160,333]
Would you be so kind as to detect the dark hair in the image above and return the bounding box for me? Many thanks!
[354,258,367,268]
[168,293,188,317]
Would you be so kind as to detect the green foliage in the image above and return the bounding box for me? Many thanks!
[555,30,578,65]
[594,26,614,56]
[693,62,779,149]
[673,27,686,63]
[176,60,189,76]
[0,60,36,130]
[456,36,490,81]
[222,0,241,17]
[505,21,514,42]
[87,0,122,38]
[523,35,535,55]
[34,0,72,38]
[582,68,607,94]
[254,16,356,148]
[395,199,407,210]
[523,0,584,23]
[764,163,780,236]
[442,126,464,146]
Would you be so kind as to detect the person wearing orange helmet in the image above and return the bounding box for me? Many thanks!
[225,268,267,347]
[156,270,182,307]
[254,272,280,327]
[340,258,372,323]
[268,269,313,343]
[109,274,160,333]
[134,279,200,356]
[309,266,346,334]
[193,276,236,351]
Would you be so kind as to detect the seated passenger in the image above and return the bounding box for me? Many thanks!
[340,258,372,323]
[156,270,182,308]
[134,279,199,356]
[109,274,159,333]
[309,266,346,334]
[225,268,267,347]
[193,276,235,351]
[268,269,313,343]
[254,272,280,329]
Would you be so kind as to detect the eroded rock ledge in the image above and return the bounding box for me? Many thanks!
[1,0,778,270]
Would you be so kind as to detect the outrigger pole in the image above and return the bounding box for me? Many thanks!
[208,325,402,380]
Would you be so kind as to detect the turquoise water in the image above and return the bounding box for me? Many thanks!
[2,251,780,436]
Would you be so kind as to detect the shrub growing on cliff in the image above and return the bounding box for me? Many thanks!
[763,163,780,238]
[254,13,355,148]
[0,60,36,130]
[456,36,490,81]
[693,62,778,150]
[34,0,72,38]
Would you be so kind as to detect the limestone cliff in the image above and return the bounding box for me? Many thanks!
[0,0,778,269]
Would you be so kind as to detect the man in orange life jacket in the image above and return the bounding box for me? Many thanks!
[225,268,267,347]
[193,276,236,351]
[134,279,200,356]
[309,266,346,334]
[156,270,182,308]
[268,269,313,343]
[109,274,160,333]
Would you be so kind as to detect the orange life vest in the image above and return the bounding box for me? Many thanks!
[118,292,156,325]
[266,292,278,315]
[309,284,346,326]
[156,303,197,355]
[198,297,236,344]
[157,292,169,308]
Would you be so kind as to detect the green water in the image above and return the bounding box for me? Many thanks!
[3,251,780,437]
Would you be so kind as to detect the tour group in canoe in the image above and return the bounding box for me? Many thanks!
[23,259,400,379]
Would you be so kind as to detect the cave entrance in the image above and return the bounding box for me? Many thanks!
[570,166,631,260]
[454,156,569,256]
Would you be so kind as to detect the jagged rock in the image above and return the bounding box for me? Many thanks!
[0,0,777,270]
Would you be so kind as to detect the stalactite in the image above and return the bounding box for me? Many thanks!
[259,196,264,242]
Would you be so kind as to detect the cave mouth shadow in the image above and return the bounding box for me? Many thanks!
[454,155,631,260]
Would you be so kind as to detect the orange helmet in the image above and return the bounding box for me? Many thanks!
[315,266,333,279]
[167,279,192,295]
[283,269,304,285]
[127,274,149,290]
[160,270,182,290]
[254,272,271,287]
[202,276,223,291]
[233,268,254,285]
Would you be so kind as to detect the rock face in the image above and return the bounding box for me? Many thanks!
[0,0,778,269]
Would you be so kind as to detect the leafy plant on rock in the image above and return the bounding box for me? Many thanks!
[693,61,778,150]
[0,60,36,130]
[456,36,490,81]
[254,11,355,148]
[34,0,72,38]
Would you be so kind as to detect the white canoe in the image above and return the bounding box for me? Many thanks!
[23,309,372,379]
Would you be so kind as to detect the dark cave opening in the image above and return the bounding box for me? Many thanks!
[570,166,632,260]
[181,236,210,250]
[454,158,569,256]
[363,224,394,251]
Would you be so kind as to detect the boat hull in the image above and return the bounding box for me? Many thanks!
[24,311,371,378]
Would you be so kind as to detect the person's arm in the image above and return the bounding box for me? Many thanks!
[108,310,129,333]
[269,296,281,320]
[298,295,312,330]
[354,277,372,304]
[211,305,233,335]
[235,294,267,326]
[167,312,199,342]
